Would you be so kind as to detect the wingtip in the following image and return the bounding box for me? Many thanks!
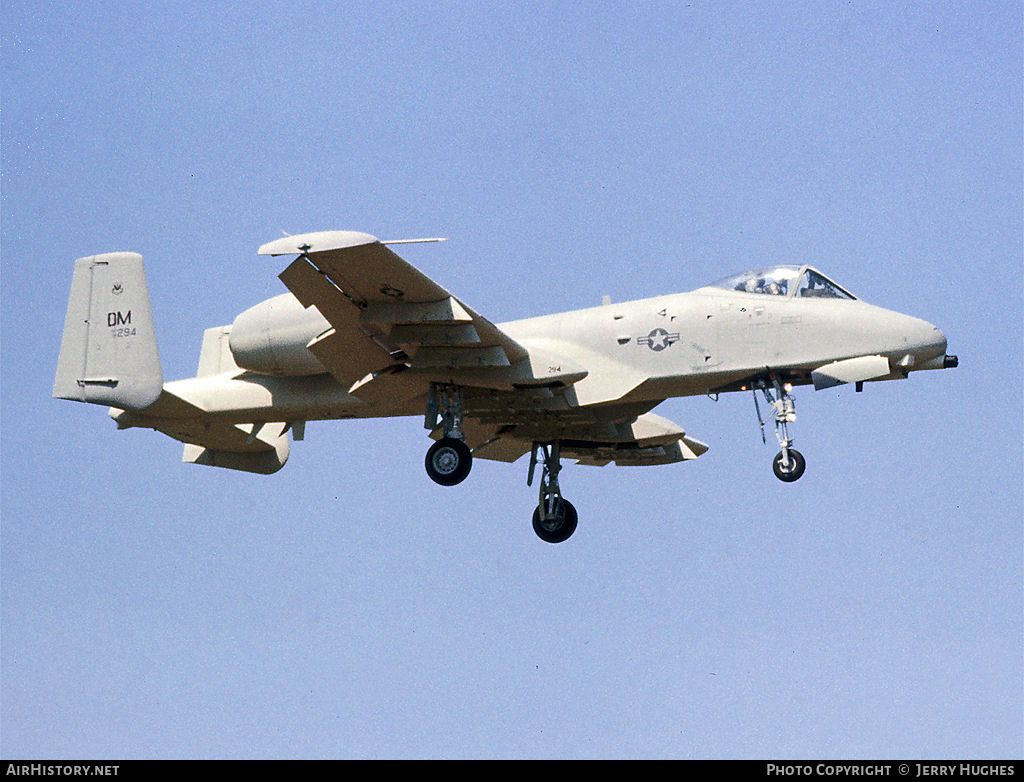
[257,230,380,256]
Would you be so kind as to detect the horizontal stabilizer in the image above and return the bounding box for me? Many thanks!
[181,419,290,475]
[181,426,289,475]
[110,392,290,475]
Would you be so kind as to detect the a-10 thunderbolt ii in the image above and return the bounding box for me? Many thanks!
[54,230,958,543]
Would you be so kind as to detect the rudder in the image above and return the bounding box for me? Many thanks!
[53,252,163,410]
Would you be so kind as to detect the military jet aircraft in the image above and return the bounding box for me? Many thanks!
[54,230,957,542]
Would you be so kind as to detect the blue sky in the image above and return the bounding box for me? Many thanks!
[2,0,1021,759]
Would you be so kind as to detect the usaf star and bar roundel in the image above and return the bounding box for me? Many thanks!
[637,327,680,351]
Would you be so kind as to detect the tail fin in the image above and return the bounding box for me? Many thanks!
[195,324,240,377]
[53,252,163,410]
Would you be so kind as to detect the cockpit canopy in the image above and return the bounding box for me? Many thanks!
[710,265,856,300]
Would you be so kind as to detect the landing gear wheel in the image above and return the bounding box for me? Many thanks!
[772,449,806,482]
[425,438,472,486]
[532,498,578,544]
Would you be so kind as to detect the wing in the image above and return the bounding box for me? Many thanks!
[258,231,541,392]
[466,411,709,467]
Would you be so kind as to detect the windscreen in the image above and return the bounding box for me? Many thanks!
[793,269,854,299]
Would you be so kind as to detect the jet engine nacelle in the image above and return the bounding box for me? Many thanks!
[229,293,329,376]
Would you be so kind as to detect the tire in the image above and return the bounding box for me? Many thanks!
[772,449,806,482]
[532,497,578,543]
[425,438,473,486]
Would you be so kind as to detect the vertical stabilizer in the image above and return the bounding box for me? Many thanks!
[53,252,163,410]
[195,325,240,377]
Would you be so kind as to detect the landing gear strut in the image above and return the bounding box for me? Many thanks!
[754,376,806,482]
[528,442,578,543]
[424,384,472,486]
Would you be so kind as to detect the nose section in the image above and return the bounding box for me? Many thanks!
[893,312,956,371]
[858,304,956,372]
[907,317,947,362]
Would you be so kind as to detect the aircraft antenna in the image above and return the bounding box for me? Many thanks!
[380,237,448,245]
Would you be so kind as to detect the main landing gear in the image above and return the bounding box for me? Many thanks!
[754,376,807,482]
[527,442,577,544]
[421,383,578,543]
[425,438,472,486]
[424,384,473,486]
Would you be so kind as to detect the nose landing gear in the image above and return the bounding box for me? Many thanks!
[772,448,806,482]
[754,376,806,482]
